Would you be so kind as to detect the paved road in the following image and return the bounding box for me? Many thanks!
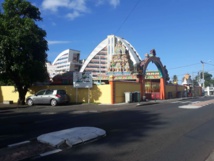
[1,96,214,161]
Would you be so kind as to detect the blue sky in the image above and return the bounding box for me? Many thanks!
[1,0,214,83]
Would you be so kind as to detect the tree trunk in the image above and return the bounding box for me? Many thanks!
[17,86,28,105]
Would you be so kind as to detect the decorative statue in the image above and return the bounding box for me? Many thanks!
[150,49,156,57]
[145,53,149,58]
[114,40,126,55]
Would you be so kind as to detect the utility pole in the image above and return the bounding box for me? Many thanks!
[192,72,194,97]
[200,61,205,89]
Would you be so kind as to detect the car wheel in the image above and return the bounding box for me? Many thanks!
[50,99,57,106]
[27,99,33,106]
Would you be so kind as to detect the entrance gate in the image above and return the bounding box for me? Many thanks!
[137,49,169,100]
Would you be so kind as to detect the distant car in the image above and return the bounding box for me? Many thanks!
[26,89,70,106]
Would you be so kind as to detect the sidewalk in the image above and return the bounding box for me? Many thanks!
[0,96,197,110]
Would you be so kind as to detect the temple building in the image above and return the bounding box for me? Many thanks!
[80,35,142,79]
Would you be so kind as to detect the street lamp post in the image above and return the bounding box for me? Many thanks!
[200,61,205,89]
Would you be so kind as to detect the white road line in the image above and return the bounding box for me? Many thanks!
[179,105,201,109]
[39,149,62,157]
[8,140,30,147]
[41,112,56,115]
[191,101,201,104]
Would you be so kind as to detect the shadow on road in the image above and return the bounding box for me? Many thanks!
[0,106,166,161]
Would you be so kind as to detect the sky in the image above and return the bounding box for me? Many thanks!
[1,0,214,83]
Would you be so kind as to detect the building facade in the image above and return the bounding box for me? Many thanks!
[80,35,142,78]
[52,49,81,74]
[204,86,214,96]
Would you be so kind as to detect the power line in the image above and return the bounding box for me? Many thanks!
[205,62,214,66]
[169,63,200,70]
[115,0,141,34]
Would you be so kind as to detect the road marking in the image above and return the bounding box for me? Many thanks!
[39,149,62,157]
[179,100,214,109]
[8,140,30,147]
[179,105,201,109]
[171,101,192,104]
[72,110,98,114]
[41,112,56,115]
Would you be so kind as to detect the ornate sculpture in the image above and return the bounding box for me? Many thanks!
[114,41,126,55]
[150,49,156,57]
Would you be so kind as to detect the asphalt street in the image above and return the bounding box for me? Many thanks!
[1,96,214,161]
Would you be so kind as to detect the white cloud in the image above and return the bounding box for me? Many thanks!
[42,0,89,19]
[48,41,72,45]
[109,0,120,8]
[66,11,81,20]
[42,0,69,12]
[95,0,120,8]
[41,0,120,20]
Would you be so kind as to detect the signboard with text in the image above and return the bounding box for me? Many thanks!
[145,71,161,79]
[73,72,92,88]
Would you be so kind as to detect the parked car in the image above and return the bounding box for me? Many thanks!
[26,89,70,106]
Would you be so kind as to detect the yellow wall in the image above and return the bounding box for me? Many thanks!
[115,81,140,103]
[0,85,111,104]
[165,84,185,98]
[0,86,19,102]
[165,84,202,98]
[0,83,202,104]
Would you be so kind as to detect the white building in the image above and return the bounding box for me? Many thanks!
[80,35,142,78]
[46,49,81,81]
[52,49,81,74]
[204,86,214,96]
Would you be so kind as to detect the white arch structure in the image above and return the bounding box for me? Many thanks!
[80,35,142,75]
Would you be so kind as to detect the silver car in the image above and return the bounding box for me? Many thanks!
[26,89,69,106]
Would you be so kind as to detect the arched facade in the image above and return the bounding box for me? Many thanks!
[80,35,142,78]
[52,49,81,74]
[137,49,169,99]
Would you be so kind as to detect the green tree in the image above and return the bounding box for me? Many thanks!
[204,72,213,87]
[0,0,48,104]
[193,72,214,87]
[172,75,178,84]
[192,74,199,86]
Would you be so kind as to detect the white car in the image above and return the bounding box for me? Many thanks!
[26,89,69,106]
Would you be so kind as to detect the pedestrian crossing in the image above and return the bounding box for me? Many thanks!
[172,100,214,109]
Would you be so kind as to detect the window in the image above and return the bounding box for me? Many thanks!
[36,90,46,96]
[45,90,53,95]
[57,90,66,95]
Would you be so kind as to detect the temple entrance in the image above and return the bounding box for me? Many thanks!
[137,49,170,100]
[145,79,160,100]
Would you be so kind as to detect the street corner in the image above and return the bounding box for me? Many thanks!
[37,127,106,148]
